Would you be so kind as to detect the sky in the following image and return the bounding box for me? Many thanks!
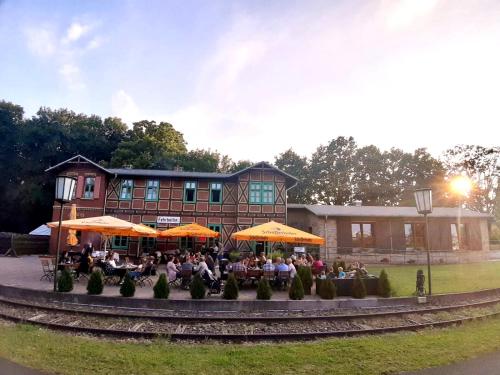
[0,0,499,162]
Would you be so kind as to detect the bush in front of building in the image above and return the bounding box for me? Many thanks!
[228,251,240,263]
[223,273,239,300]
[57,269,73,293]
[190,273,206,299]
[289,275,304,300]
[120,274,135,297]
[377,269,392,298]
[256,278,272,300]
[153,273,170,299]
[319,279,336,300]
[298,266,313,295]
[352,272,367,299]
[315,278,323,295]
[87,270,104,295]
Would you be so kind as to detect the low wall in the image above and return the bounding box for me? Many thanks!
[1,283,500,313]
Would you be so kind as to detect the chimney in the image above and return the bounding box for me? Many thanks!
[352,200,362,207]
[123,164,133,169]
[174,165,183,171]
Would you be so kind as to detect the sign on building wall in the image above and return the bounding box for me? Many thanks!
[157,216,181,224]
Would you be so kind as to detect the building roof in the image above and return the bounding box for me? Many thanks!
[288,204,493,219]
[46,155,298,187]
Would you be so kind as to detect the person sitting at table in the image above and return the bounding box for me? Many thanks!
[257,252,266,267]
[326,266,336,280]
[312,255,324,274]
[231,257,247,273]
[337,266,346,279]
[305,253,314,266]
[247,254,257,269]
[181,256,193,273]
[276,258,289,272]
[59,250,71,264]
[166,255,180,282]
[263,259,275,272]
[286,258,297,279]
[197,256,209,276]
[75,246,93,279]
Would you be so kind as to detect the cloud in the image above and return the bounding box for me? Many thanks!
[382,0,439,30]
[24,20,102,91]
[62,22,91,44]
[59,63,85,90]
[111,90,141,124]
[24,26,56,57]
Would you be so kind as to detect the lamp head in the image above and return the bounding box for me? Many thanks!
[55,175,77,203]
[414,188,433,215]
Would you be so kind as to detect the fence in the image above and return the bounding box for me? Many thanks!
[0,232,49,256]
[323,246,492,265]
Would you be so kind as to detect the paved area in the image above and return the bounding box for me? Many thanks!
[0,255,325,300]
[402,351,500,374]
[0,357,50,375]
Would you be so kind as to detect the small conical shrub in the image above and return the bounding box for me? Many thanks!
[289,276,304,300]
[315,278,323,295]
[87,270,104,295]
[57,269,73,292]
[298,266,313,295]
[352,271,366,299]
[223,273,239,300]
[256,278,272,300]
[339,260,346,270]
[377,269,392,298]
[120,273,135,297]
[153,273,170,299]
[190,273,206,299]
[319,279,336,299]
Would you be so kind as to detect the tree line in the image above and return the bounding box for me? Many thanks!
[0,99,498,233]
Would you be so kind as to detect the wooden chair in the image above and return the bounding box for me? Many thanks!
[136,265,155,287]
[263,270,276,286]
[277,270,291,290]
[247,269,263,286]
[233,270,247,287]
[181,269,193,290]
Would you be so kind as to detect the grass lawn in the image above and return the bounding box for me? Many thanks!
[370,261,500,296]
[3,317,500,375]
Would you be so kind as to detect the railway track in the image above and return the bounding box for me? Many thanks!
[1,296,500,341]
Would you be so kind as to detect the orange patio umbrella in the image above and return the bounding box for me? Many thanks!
[231,220,324,245]
[159,223,220,238]
[47,216,158,237]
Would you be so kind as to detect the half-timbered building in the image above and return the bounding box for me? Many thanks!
[46,155,297,256]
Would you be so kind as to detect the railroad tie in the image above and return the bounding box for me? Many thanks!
[29,314,47,321]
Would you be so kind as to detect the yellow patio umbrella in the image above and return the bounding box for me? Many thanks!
[159,223,220,238]
[66,204,79,246]
[47,216,158,237]
[231,220,324,245]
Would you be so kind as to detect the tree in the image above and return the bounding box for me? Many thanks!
[275,148,312,203]
[442,145,500,216]
[289,275,304,300]
[120,274,136,297]
[177,149,221,172]
[309,136,357,205]
[256,278,272,300]
[110,120,187,169]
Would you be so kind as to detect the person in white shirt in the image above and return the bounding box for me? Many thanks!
[286,258,297,279]
[197,256,209,277]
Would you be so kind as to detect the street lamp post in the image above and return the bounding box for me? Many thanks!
[414,188,433,295]
[53,176,77,292]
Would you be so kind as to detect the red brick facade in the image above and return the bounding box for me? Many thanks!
[47,155,296,256]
